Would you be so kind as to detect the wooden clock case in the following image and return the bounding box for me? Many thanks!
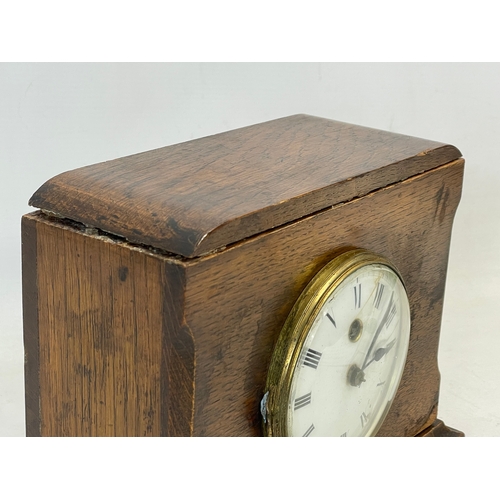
[22,115,464,437]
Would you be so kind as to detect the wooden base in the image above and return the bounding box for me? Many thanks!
[417,419,465,437]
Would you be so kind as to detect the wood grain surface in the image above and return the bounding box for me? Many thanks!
[23,158,463,436]
[23,158,464,436]
[183,159,464,436]
[23,213,199,436]
[27,218,166,436]
[23,148,464,437]
[28,115,461,257]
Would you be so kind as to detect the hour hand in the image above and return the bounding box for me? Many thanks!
[364,339,396,369]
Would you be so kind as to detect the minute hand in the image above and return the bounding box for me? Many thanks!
[362,292,394,370]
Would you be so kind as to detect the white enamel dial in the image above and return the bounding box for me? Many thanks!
[264,250,411,437]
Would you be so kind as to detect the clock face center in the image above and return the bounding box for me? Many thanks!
[347,364,366,387]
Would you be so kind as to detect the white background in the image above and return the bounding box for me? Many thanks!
[1,63,499,439]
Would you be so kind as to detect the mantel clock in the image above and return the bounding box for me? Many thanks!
[22,115,464,437]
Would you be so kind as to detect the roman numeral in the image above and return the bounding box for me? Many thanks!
[354,282,361,308]
[326,312,336,328]
[302,348,322,369]
[360,412,369,428]
[340,432,347,437]
[303,424,315,437]
[374,283,385,309]
[385,302,397,328]
[294,392,312,411]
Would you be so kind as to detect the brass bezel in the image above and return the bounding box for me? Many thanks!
[263,248,407,437]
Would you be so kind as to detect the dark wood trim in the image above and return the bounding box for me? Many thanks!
[22,214,41,437]
[162,262,195,436]
[417,419,465,437]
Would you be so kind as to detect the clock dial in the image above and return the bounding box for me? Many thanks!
[263,250,411,437]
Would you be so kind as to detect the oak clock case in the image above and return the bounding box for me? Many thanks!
[263,249,411,437]
[22,114,465,437]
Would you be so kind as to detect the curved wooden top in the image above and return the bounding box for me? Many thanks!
[29,114,461,257]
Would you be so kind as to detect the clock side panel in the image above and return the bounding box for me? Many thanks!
[22,213,190,436]
[22,215,41,436]
[184,159,464,437]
